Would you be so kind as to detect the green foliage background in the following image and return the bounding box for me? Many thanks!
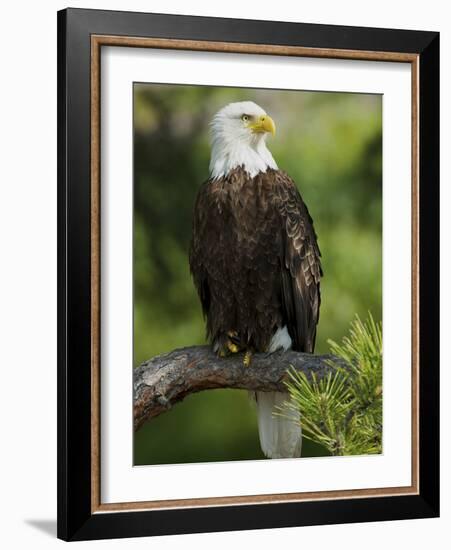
[133,84,382,465]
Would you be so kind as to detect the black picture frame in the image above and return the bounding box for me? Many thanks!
[57,7,439,541]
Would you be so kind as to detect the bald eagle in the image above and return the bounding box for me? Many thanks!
[189,101,322,459]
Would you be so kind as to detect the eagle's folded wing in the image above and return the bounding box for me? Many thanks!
[276,172,322,353]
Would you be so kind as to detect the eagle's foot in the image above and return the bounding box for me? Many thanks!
[243,349,253,367]
[226,330,241,354]
[227,342,240,353]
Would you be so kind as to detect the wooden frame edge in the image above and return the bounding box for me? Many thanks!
[91,35,101,513]
[411,55,420,497]
[95,485,418,513]
[90,34,420,514]
[92,34,418,62]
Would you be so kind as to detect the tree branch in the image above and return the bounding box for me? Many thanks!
[134,345,343,431]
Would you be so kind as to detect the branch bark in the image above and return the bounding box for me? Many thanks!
[134,345,343,431]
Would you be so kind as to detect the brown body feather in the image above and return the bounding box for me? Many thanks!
[189,166,322,354]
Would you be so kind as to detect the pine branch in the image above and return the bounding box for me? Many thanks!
[281,313,383,456]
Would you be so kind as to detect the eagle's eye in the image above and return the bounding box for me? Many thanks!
[241,114,250,122]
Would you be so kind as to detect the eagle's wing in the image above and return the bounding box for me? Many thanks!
[189,181,211,318]
[276,172,322,353]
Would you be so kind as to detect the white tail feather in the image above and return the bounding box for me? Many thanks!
[256,391,302,459]
[254,326,302,459]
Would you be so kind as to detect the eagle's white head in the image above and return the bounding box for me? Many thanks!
[209,101,278,179]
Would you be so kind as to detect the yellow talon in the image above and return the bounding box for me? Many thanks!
[243,350,253,367]
[226,330,241,353]
[227,341,240,354]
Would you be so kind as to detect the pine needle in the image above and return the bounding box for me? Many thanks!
[280,312,382,456]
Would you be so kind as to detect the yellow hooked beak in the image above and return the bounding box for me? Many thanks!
[250,115,276,136]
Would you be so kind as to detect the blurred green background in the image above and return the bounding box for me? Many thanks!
[133,83,382,465]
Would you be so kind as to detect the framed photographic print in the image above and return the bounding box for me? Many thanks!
[57,8,439,541]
